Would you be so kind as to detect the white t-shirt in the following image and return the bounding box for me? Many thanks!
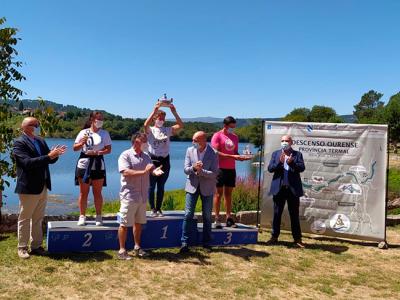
[147,126,172,158]
[75,128,112,170]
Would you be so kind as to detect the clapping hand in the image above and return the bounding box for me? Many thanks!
[286,153,294,164]
[49,145,67,159]
[153,166,164,176]
[145,163,155,174]
[193,161,203,172]
[279,152,286,163]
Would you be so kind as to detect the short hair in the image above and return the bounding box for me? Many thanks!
[131,132,144,144]
[223,116,236,126]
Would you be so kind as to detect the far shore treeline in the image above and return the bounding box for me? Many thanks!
[5,89,400,152]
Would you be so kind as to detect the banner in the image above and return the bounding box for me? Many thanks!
[261,121,388,242]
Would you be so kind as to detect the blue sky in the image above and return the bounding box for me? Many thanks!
[2,0,399,119]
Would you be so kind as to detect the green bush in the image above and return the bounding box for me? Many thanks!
[389,168,400,200]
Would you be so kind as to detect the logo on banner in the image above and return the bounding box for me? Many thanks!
[311,220,327,234]
[267,124,272,130]
[306,124,313,132]
[330,214,351,233]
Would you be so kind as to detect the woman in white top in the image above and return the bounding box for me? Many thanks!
[144,102,183,217]
[73,111,112,226]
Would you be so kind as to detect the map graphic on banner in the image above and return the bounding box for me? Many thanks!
[261,122,388,242]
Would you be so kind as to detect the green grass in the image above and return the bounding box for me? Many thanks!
[2,227,400,299]
[389,168,400,200]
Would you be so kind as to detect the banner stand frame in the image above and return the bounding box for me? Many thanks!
[379,130,390,249]
[256,120,265,231]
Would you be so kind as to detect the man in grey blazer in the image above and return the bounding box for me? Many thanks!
[180,131,219,253]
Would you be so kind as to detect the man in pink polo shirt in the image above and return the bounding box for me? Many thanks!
[211,116,249,228]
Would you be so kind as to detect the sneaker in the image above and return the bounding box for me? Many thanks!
[226,217,237,228]
[294,240,305,249]
[117,250,132,260]
[157,210,164,217]
[134,247,148,257]
[150,210,158,217]
[77,215,86,226]
[30,246,46,256]
[18,248,30,259]
[95,215,103,226]
[179,245,189,254]
[265,237,278,246]
[214,219,222,229]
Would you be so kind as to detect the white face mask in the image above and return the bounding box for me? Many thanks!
[33,126,41,136]
[155,120,164,128]
[94,120,103,129]
[141,143,149,153]
[227,127,234,134]
[281,142,290,150]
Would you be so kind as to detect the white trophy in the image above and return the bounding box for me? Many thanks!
[242,144,254,160]
[157,93,173,107]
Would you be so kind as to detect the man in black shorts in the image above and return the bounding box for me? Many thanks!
[211,116,249,228]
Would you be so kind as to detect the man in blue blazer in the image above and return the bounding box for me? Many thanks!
[180,131,219,253]
[13,117,67,259]
[267,135,305,248]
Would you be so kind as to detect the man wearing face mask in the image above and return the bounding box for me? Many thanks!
[144,102,184,217]
[267,135,305,248]
[13,117,67,258]
[180,131,219,253]
[211,116,250,229]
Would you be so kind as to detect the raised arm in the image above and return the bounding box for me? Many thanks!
[170,104,184,135]
[144,102,162,134]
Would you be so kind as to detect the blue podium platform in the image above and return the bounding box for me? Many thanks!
[47,211,258,253]
[197,224,258,246]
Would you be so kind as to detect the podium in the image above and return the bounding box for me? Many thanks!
[47,211,258,253]
[197,223,258,246]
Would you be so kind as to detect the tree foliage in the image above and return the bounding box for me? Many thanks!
[284,105,342,123]
[353,90,385,124]
[0,17,25,196]
[384,92,400,152]
[284,107,311,122]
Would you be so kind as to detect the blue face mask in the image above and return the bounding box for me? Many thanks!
[227,128,234,134]
[33,126,41,136]
[193,142,200,150]
[281,142,290,150]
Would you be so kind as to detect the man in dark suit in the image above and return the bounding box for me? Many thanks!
[13,117,66,259]
[267,135,305,248]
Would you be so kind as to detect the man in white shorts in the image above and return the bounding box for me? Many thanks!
[117,133,164,260]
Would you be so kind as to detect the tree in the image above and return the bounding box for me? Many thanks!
[18,100,23,111]
[248,119,263,149]
[0,17,26,206]
[284,107,311,122]
[309,105,342,123]
[353,90,385,124]
[384,92,400,153]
